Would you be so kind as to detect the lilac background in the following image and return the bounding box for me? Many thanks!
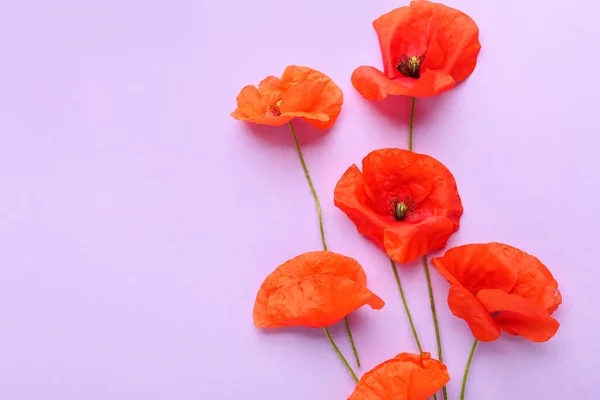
[1,0,598,398]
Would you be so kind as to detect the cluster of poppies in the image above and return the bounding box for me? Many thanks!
[232,2,562,399]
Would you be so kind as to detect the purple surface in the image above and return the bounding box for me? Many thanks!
[0,0,598,399]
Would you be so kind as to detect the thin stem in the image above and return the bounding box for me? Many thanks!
[324,327,359,383]
[288,121,361,367]
[288,121,327,250]
[406,103,438,400]
[423,256,447,400]
[344,316,361,367]
[408,97,416,151]
[390,258,423,355]
[460,339,479,400]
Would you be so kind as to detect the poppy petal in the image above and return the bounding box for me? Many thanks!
[232,85,267,118]
[334,149,462,264]
[477,289,560,342]
[352,66,456,99]
[420,1,481,82]
[232,65,342,129]
[373,1,480,83]
[448,285,500,342]
[258,76,283,91]
[280,65,343,130]
[384,216,456,264]
[431,244,519,294]
[351,66,411,100]
[333,165,390,249]
[361,148,460,214]
[492,244,562,314]
[253,251,384,329]
[282,111,330,122]
[230,84,293,126]
[231,113,293,126]
[372,3,437,78]
[280,80,330,115]
[361,148,434,211]
[408,69,456,97]
[348,352,449,400]
[257,76,284,104]
[363,148,462,262]
[353,1,480,100]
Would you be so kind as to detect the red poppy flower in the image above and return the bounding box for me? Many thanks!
[431,243,562,342]
[231,65,343,129]
[352,1,481,100]
[334,148,463,264]
[253,251,384,328]
[348,352,449,400]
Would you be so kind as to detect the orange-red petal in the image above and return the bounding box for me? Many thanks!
[433,243,562,313]
[418,1,481,82]
[334,165,390,250]
[253,251,384,328]
[477,289,560,342]
[361,149,462,221]
[351,66,456,100]
[431,243,519,294]
[231,83,292,126]
[232,65,343,129]
[495,244,562,314]
[279,65,343,130]
[447,285,500,342]
[384,216,456,264]
[348,352,449,400]
[352,1,480,100]
[334,149,462,264]
[373,3,436,77]
[433,243,562,342]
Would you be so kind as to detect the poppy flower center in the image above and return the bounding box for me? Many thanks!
[389,196,416,221]
[268,100,283,117]
[394,202,409,221]
[397,54,425,78]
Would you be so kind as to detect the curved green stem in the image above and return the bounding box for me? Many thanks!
[288,121,327,250]
[408,97,416,151]
[324,327,359,383]
[460,339,479,399]
[344,316,360,367]
[423,256,447,400]
[390,258,423,355]
[406,100,439,400]
[288,121,361,367]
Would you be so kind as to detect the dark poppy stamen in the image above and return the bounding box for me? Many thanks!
[268,99,283,116]
[394,202,409,221]
[397,54,426,78]
[389,196,417,221]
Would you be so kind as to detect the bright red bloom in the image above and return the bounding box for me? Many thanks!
[352,1,481,100]
[231,65,343,129]
[253,251,384,328]
[432,243,562,342]
[334,148,463,264]
[348,352,449,400]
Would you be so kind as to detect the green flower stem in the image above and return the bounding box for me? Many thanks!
[288,121,361,368]
[423,256,447,400]
[460,339,479,399]
[324,327,359,383]
[408,97,416,151]
[390,258,423,354]
[289,121,327,251]
[407,100,441,400]
[344,317,361,367]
